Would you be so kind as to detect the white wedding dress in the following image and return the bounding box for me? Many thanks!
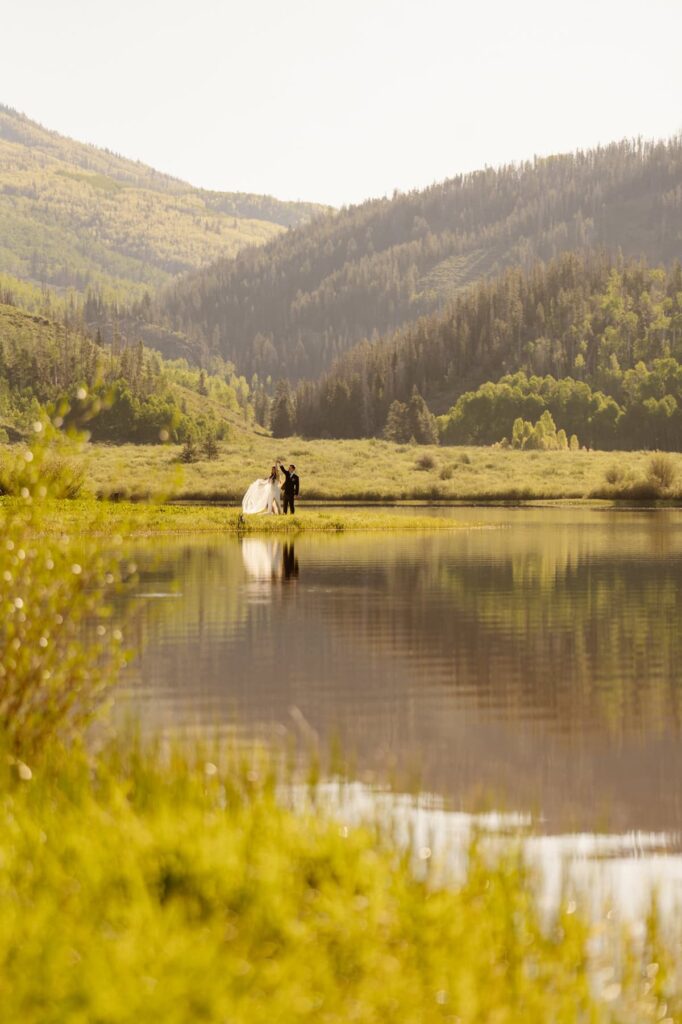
[241,477,281,515]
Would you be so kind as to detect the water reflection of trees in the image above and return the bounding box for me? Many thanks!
[105,526,682,830]
[434,556,682,735]
[295,532,682,739]
[120,541,248,654]
[117,528,682,740]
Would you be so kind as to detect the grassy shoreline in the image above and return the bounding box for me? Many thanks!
[1,499,476,536]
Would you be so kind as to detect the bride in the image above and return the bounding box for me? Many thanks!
[241,465,282,515]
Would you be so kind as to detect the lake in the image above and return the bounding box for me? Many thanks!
[119,507,682,828]
[117,506,682,907]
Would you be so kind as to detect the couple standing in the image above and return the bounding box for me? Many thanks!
[241,463,300,516]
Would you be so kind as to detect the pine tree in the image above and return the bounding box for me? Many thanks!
[383,400,410,443]
[271,379,295,437]
[180,434,199,463]
[407,388,439,444]
[202,430,219,460]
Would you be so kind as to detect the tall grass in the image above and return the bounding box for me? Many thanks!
[8,501,474,537]
[648,453,678,491]
[0,445,86,498]
[1,739,679,1024]
[50,437,682,503]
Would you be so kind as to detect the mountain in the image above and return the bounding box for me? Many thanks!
[0,106,328,302]
[293,251,682,450]
[142,136,682,379]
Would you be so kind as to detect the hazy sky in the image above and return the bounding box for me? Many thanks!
[2,0,681,207]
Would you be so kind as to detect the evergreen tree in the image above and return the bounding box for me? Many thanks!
[254,388,270,427]
[202,429,219,460]
[383,400,410,443]
[271,379,295,437]
[180,434,199,463]
[407,388,438,444]
[383,390,437,444]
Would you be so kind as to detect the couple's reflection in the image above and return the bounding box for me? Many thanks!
[281,542,299,580]
[241,539,299,583]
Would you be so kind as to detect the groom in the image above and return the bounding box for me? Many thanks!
[279,463,299,515]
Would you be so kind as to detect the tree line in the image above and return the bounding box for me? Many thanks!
[289,251,682,447]
[440,364,682,450]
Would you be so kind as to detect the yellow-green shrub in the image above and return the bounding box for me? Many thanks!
[0,437,130,756]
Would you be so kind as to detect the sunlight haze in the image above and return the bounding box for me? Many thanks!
[2,0,681,205]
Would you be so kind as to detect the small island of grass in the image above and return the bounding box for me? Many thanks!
[1,498,475,537]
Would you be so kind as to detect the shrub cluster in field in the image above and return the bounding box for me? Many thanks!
[0,446,86,498]
[507,410,580,451]
[594,453,679,499]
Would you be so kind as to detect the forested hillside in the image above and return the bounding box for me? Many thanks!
[292,252,682,449]
[0,296,255,446]
[141,137,682,378]
[0,106,327,302]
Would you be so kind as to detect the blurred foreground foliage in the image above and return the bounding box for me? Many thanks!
[0,739,680,1024]
[0,429,131,755]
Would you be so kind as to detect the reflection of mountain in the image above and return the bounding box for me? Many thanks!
[119,512,682,832]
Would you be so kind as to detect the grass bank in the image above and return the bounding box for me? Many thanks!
[53,438,682,503]
[1,739,678,1024]
[1,498,473,537]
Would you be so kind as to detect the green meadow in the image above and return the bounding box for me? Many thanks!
[72,437,682,503]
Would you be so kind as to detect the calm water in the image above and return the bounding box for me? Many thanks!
[119,507,682,841]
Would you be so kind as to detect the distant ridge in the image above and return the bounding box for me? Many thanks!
[0,105,330,300]
[141,135,682,379]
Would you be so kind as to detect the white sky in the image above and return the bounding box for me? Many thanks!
[2,0,681,207]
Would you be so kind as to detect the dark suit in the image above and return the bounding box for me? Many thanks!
[279,466,299,514]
